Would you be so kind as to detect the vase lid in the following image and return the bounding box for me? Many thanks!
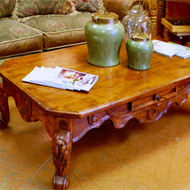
[92,12,118,24]
[132,33,150,41]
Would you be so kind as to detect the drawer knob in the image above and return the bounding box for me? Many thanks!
[154,94,161,101]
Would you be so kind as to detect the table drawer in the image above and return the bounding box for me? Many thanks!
[132,82,190,111]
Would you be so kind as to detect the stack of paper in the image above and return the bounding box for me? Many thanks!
[152,40,180,57]
[168,42,190,59]
[22,66,99,92]
[152,40,190,59]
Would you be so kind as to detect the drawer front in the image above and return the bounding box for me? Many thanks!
[132,81,190,112]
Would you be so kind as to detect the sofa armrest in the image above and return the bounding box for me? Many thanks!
[103,0,134,20]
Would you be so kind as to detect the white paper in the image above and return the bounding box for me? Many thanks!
[168,42,190,59]
[152,40,180,58]
[22,66,98,92]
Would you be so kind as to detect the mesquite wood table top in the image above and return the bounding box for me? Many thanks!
[1,42,190,190]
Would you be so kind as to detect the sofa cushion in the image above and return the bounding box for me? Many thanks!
[0,19,43,58]
[14,0,76,18]
[103,0,134,20]
[0,0,16,18]
[75,0,105,12]
[23,12,92,50]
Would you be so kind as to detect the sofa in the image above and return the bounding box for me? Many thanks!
[0,0,135,59]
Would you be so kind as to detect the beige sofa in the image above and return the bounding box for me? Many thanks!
[0,0,135,59]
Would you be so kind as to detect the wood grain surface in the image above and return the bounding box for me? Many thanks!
[1,42,190,118]
[1,40,190,190]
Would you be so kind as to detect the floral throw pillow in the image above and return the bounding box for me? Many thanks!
[75,0,105,12]
[15,0,76,18]
[0,0,16,18]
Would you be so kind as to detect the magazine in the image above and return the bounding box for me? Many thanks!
[22,66,99,92]
[168,42,190,59]
[152,40,180,57]
[152,40,190,59]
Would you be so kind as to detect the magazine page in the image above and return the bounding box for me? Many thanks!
[152,40,180,57]
[168,42,190,59]
[22,67,76,90]
[22,67,45,82]
[50,67,98,91]
[22,66,98,92]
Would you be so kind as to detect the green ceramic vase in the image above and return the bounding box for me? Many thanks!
[126,39,153,70]
[85,12,124,67]
[122,8,153,70]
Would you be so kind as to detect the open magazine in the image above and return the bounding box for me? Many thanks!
[22,66,99,92]
[152,40,180,57]
[152,40,190,59]
[168,42,190,59]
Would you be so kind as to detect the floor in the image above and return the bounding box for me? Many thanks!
[1,96,190,190]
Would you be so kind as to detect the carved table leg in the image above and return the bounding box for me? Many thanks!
[0,84,9,129]
[52,118,73,190]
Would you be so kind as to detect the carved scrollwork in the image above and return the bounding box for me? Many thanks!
[20,98,32,121]
[88,113,110,126]
[52,129,71,190]
[174,82,190,105]
[134,101,173,123]
[106,110,133,129]
[0,88,9,129]
[0,109,9,129]
[146,101,173,122]
[88,115,98,125]
[106,100,174,128]
[13,92,33,122]
[72,113,110,142]
[106,105,133,129]
[52,118,73,190]
[147,107,159,120]
[105,82,190,128]
[53,130,70,174]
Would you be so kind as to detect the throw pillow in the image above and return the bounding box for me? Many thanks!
[0,0,16,18]
[75,0,105,12]
[15,0,76,18]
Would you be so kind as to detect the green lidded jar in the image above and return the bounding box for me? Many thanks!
[126,36,153,70]
[85,12,125,67]
[122,8,153,70]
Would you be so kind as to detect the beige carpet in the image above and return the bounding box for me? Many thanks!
[1,96,190,189]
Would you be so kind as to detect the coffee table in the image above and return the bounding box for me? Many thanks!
[0,42,190,190]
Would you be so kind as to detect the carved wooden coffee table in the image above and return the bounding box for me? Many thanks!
[1,42,190,189]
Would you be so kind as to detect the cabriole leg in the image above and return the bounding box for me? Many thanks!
[52,118,73,190]
[0,83,9,129]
